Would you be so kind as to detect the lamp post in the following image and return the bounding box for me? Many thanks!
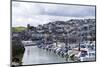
[79,28,81,51]
[55,35,57,47]
[44,32,47,46]
[63,28,68,48]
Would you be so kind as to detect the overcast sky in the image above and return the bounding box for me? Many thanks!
[12,1,95,27]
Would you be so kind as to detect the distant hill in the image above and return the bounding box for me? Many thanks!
[12,27,26,32]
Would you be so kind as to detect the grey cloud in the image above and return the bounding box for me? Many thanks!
[12,1,95,27]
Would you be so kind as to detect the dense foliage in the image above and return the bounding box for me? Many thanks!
[12,37,25,64]
[12,40,25,57]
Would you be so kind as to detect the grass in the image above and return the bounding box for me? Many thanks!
[12,26,26,32]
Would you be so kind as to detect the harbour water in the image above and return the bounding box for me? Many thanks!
[22,46,67,65]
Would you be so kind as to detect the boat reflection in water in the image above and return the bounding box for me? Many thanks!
[22,46,67,65]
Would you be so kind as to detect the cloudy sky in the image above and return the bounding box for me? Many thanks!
[12,1,95,27]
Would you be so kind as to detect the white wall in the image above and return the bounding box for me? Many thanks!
[0,0,100,67]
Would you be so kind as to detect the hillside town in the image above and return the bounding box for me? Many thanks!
[12,18,96,65]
